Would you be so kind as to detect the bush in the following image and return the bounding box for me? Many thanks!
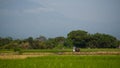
[14,48,23,55]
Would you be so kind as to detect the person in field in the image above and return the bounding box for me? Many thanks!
[73,46,80,52]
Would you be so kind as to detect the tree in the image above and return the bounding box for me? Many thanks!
[36,35,47,41]
[64,39,73,48]
[37,41,46,49]
[0,29,119,49]
[26,37,33,44]
[20,42,30,49]
[45,39,56,49]
[67,30,88,48]
[25,37,34,49]
[3,41,19,49]
[54,36,66,49]
[54,37,65,44]
[87,33,119,48]
[0,37,13,49]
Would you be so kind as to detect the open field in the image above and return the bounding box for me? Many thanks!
[0,49,120,68]
[0,55,120,68]
[0,52,120,59]
[23,48,120,53]
[0,48,120,59]
[0,48,120,53]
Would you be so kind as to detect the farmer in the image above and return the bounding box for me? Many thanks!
[73,46,76,52]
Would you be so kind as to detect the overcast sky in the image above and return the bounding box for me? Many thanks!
[0,0,120,39]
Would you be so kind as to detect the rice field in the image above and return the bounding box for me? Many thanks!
[23,48,120,52]
[1,48,120,53]
[0,49,120,68]
[0,55,120,68]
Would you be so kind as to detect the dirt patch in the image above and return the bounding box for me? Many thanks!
[63,52,120,55]
[0,52,120,59]
[0,52,54,59]
[0,55,49,59]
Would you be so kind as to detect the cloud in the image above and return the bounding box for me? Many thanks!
[0,0,51,16]
[0,9,23,16]
[0,6,54,16]
[23,7,54,14]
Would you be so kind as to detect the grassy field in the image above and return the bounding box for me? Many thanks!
[0,55,120,68]
[0,48,120,53]
[0,49,120,68]
[22,48,120,52]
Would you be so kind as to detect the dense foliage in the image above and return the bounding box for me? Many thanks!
[0,30,120,49]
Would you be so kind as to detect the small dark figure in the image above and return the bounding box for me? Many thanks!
[75,48,80,52]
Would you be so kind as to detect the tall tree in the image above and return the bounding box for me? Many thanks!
[36,35,47,41]
[87,33,119,48]
[67,30,88,48]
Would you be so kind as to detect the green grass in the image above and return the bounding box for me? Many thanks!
[23,49,72,53]
[80,48,120,52]
[0,48,120,53]
[0,49,13,53]
[0,55,120,68]
[23,48,120,53]
[22,48,120,52]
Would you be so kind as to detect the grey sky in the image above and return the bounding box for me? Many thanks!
[0,0,120,39]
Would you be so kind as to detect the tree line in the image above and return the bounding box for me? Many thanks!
[0,30,120,50]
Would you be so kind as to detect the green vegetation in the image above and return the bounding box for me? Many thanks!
[0,48,120,53]
[0,55,120,68]
[19,48,120,53]
[0,30,119,68]
[0,30,120,50]
[68,30,120,48]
